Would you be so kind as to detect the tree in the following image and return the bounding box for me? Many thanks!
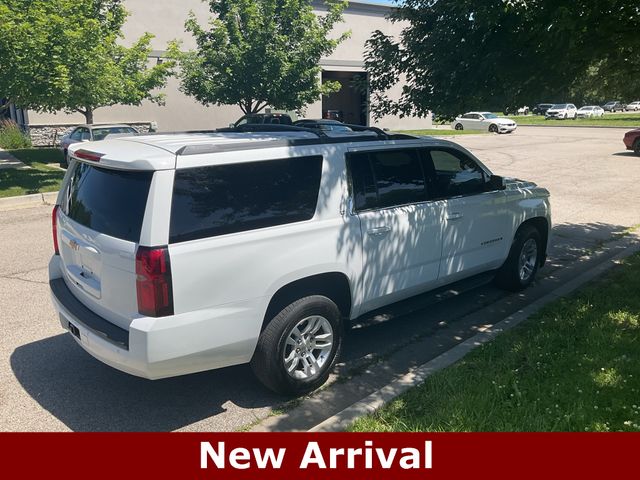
[174,0,349,115]
[0,0,175,124]
[364,0,640,120]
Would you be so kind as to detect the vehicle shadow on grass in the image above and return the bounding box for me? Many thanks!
[10,334,283,432]
[9,221,638,432]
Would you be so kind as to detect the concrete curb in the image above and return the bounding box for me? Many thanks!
[0,192,57,210]
[308,238,640,432]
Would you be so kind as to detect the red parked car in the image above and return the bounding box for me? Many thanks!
[623,129,640,155]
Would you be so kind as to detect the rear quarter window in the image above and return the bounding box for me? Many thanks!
[170,156,323,243]
[61,162,153,242]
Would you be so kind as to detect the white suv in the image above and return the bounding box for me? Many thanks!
[545,103,578,120]
[49,127,551,395]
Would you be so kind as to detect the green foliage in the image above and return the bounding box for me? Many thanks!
[0,120,32,149]
[0,0,176,123]
[365,1,640,120]
[351,252,640,432]
[174,0,349,114]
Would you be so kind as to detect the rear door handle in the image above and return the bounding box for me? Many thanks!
[368,226,391,237]
[447,212,464,221]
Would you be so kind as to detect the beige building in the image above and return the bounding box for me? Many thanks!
[26,0,431,139]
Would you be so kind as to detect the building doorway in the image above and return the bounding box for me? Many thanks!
[321,71,368,126]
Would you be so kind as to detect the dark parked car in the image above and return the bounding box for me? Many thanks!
[603,101,627,112]
[532,104,554,115]
[293,119,353,132]
[232,113,293,127]
[623,129,640,155]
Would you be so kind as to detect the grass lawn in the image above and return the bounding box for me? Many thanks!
[504,114,640,128]
[350,253,640,432]
[0,148,66,198]
[396,129,488,136]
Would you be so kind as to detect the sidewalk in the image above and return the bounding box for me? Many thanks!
[0,148,28,169]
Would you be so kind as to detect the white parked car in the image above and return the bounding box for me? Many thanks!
[576,106,605,118]
[49,128,551,395]
[627,101,640,112]
[452,112,517,134]
[545,103,578,119]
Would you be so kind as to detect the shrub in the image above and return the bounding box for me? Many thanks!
[0,120,32,149]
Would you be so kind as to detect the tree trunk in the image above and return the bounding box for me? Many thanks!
[84,107,94,124]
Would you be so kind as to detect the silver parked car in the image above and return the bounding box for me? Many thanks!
[59,124,138,167]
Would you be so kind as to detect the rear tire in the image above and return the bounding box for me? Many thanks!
[634,139,640,156]
[61,150,68,169]
[251,295,343,396]
[495,225,542,292]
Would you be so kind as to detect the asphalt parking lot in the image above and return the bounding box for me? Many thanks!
[1,126,639,432]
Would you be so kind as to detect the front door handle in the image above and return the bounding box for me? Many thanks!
[447,212,464,221]
[368,226,391,237]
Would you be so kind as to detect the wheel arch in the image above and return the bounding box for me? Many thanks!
[261,272,352,332]
[516,217,550,266]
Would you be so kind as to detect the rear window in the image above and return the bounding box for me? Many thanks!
[169,156,323,243]
[62,162,153,242]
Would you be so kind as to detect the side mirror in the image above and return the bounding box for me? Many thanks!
[487,175,506,191]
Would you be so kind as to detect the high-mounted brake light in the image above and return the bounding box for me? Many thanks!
[136,246,174,317]
[73,149,105,162]
[52,205,60,255]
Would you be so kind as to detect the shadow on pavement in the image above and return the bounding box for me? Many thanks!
[10,334,282,431]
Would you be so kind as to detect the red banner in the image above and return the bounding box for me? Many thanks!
[1,432,638,479]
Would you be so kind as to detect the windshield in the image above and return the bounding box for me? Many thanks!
[92,127,137,141]
[551,104,567,109]
[482,113,498,119]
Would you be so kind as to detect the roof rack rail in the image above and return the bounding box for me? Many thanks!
[217,123,409,140]
[216,124,327,137]
[173,123,421,156]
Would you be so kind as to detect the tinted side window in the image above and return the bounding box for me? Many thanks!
[428,149,486,198]
[70,129,82,141]
[170,156,322,243]
[62,163,153,242]
[348,149,427,211]
[349,153,377,211]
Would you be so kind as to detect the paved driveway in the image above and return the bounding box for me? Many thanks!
[1,126,638,431]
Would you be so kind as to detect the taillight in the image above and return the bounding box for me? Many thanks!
[73,149,105,162]
[52,205,60,255]
[136,246,174,317]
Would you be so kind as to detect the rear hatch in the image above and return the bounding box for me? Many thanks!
[57,161,154,329]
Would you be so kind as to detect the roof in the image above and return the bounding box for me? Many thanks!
[73,124,135,130]
[67,130,465,171]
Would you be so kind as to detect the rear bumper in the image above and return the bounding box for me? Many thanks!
[49,259,262,380]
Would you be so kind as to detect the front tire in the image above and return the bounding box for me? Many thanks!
[495,225,542,292]
[251,295,343,396]
[489,124,499,133]
[634,139,640,156]
[454,123,464,131]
